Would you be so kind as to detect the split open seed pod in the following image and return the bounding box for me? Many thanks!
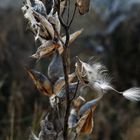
[48,51,64,83]
[76,106,96,134]
[32,10,55,39]
[75,57,89,85]
[31,40,60,60]
[76,0,90,15]
[27,69,53,96]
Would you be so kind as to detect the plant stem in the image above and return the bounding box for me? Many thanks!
[62,27,70,140]
[57,1,77,139]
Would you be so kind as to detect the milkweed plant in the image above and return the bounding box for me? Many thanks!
[21,0,140,140]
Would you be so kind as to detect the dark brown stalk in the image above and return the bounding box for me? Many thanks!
[57,1,78,139]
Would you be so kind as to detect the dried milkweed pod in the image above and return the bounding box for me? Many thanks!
[73,96,86,111]
[48,12,61,34]
[39,114,57,139]
[27,69,53,96]
[68,108,78,128]
[62,29,83,45]
[31,40,60,60]
[49,73,76,107]
[53,73,76,94]
[48,51,64,83]
[56,82,78,101]
[31,0,47,17]
[79,95,102,116]
[76,106,96,134]
[58,29,83,54]
[32,10,55,39]
[22,0,38,30]
[75,57,89,85]
[76,0,90,15]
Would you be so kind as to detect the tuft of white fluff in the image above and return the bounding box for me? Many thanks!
[78,58,140,102]
[82,61,112,94]
[122,88,140,102]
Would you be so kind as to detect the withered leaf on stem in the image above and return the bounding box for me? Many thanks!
[48,51,64,83]
[76,0,90,15]
[27,69,53,96]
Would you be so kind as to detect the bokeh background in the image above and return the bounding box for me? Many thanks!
[0,0,140,140]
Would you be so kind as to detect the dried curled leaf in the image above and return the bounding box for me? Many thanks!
[76,0,90,15]
[48,51,64,83]
[27,69,53,96]
[31,41,60,60]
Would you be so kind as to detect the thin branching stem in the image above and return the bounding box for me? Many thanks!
[68,4,77,28]
[70,80,79,102]
[57,1,78,139]
[61,0,67,17]
[66,0,70,24]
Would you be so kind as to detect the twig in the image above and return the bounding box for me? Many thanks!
[70,80,79,102]
[61,0,68,17]
[66,0,70,24]
[68,4,77,28]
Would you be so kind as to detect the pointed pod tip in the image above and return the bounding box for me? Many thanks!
[30,54,38,59]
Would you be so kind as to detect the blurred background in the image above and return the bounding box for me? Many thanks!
[0,0,140,140]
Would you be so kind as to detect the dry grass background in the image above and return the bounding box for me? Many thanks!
[0,3,140,140]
